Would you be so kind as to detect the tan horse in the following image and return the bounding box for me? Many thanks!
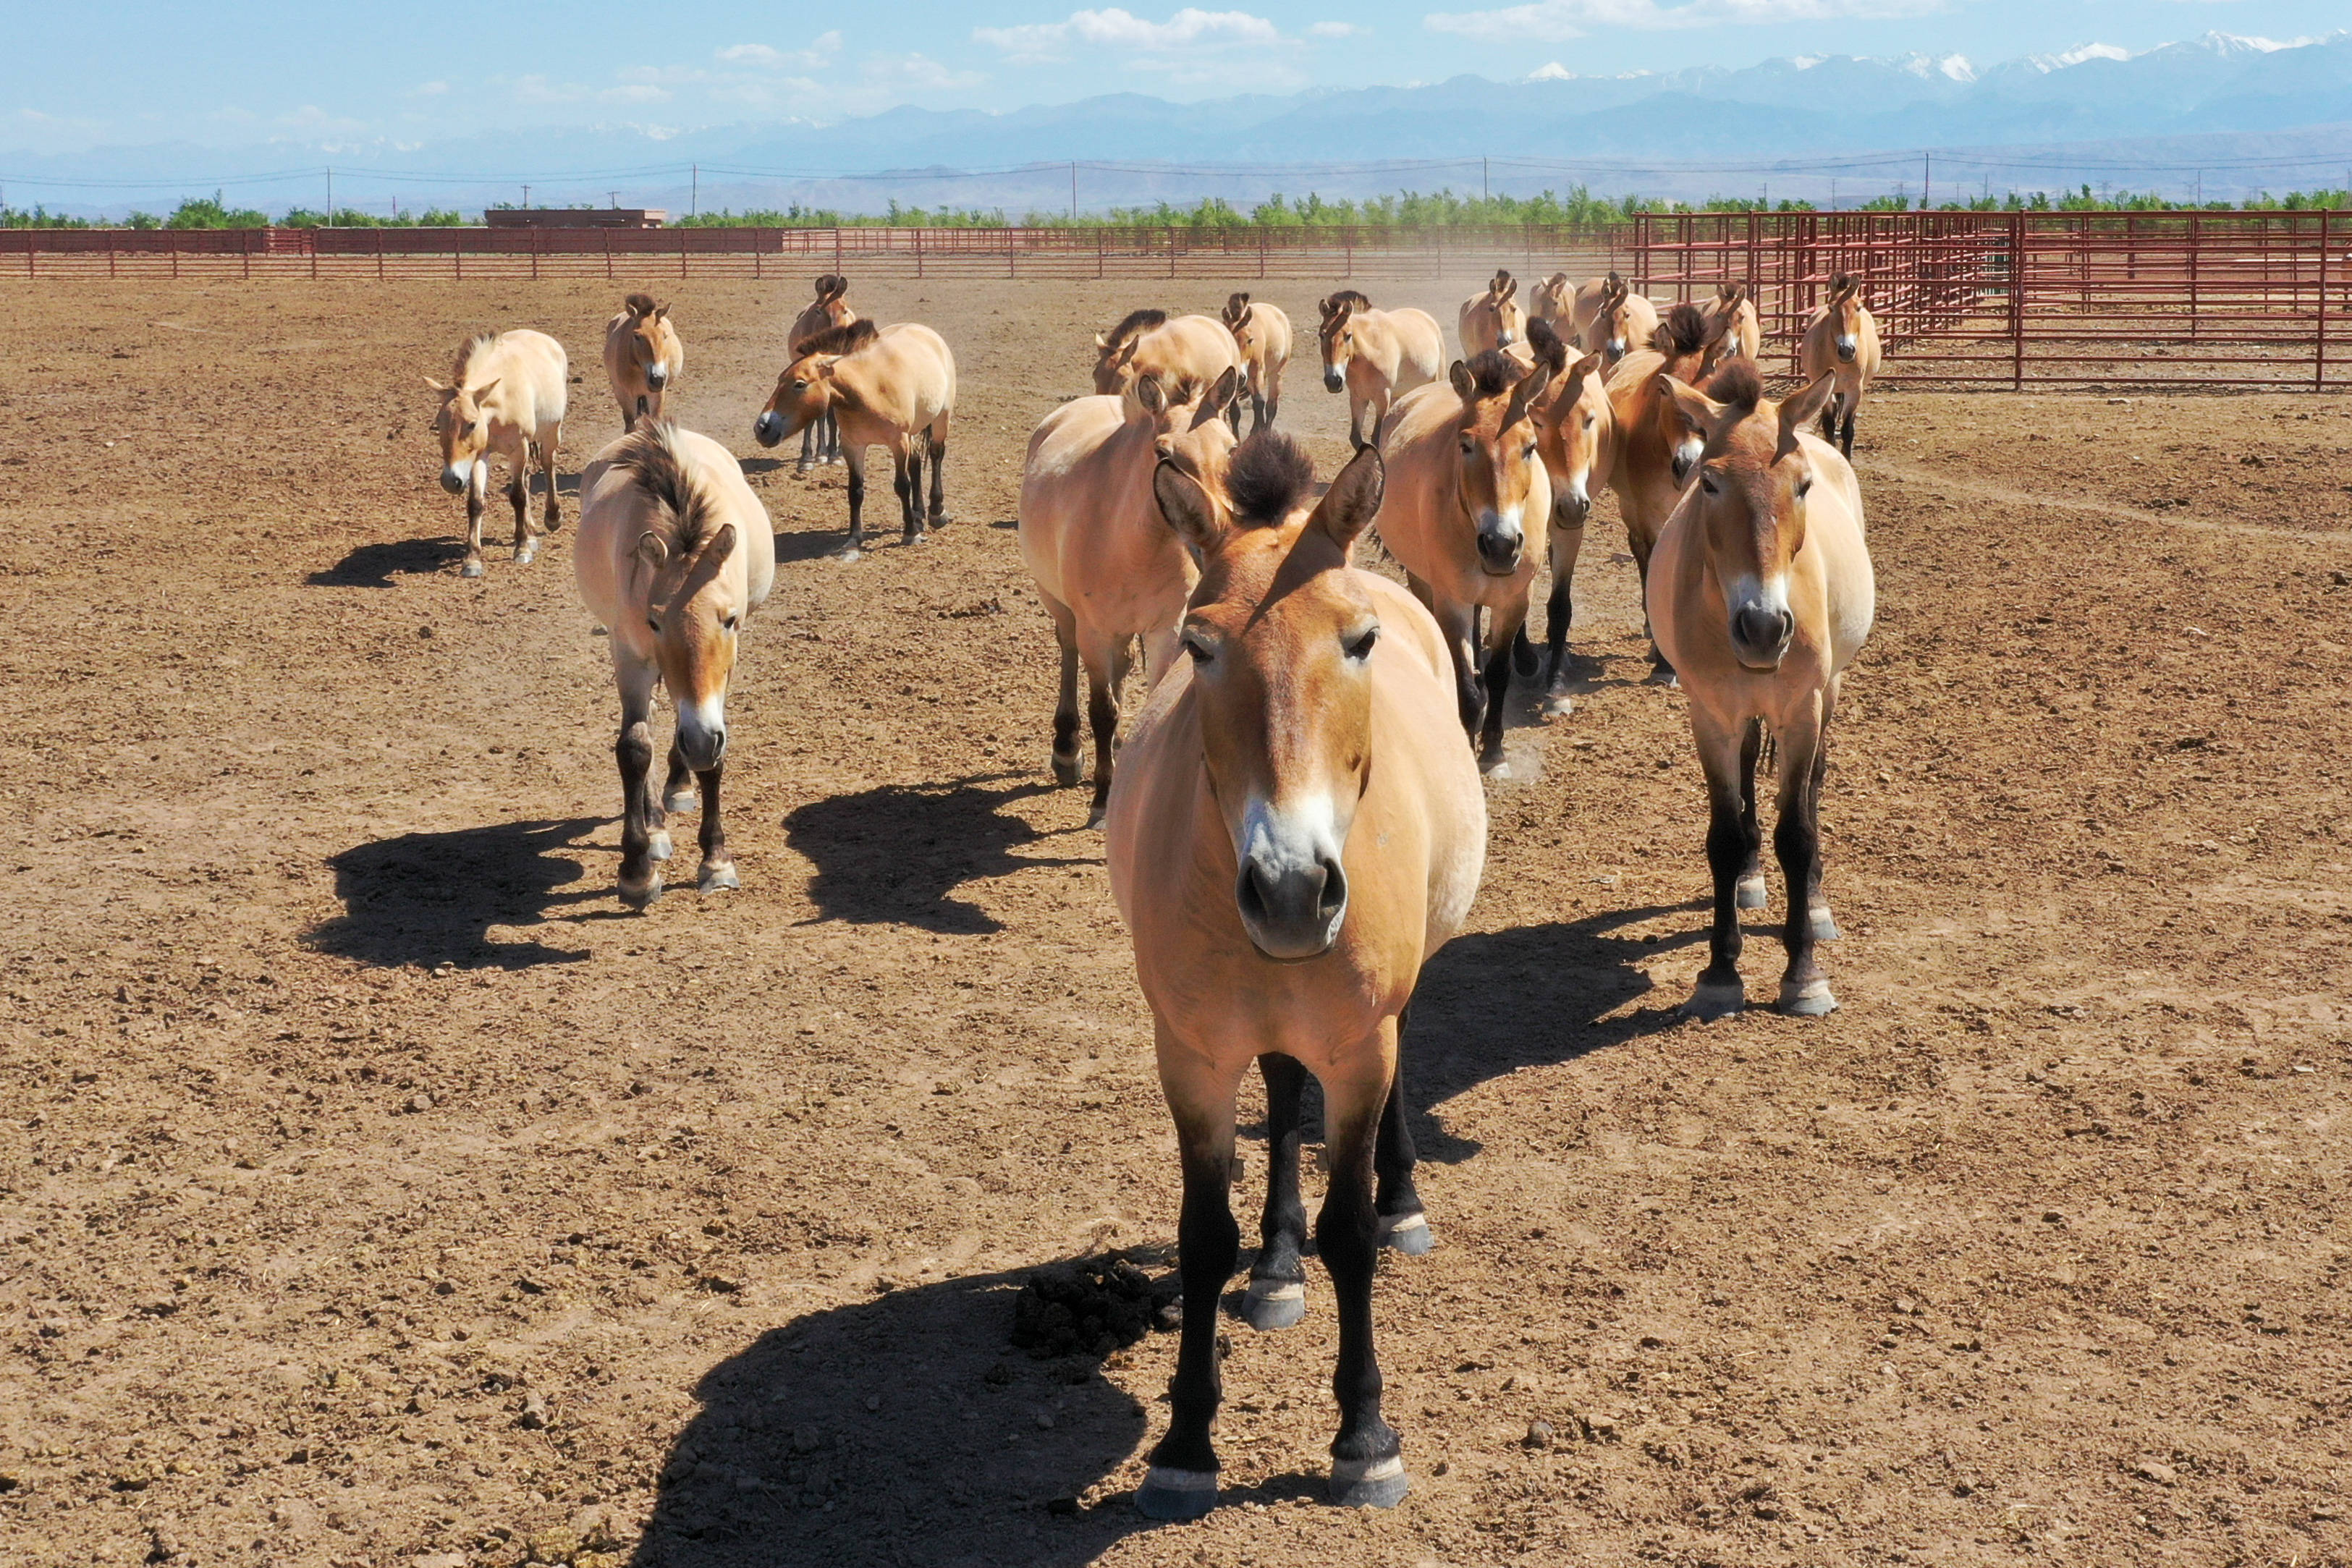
[1018,366,1243,823]
[1647,361,1872,1018]
[603,294,684,429]
[425,329,567,579]
[1093,309,1240,399]
[1371,350,1552,769]
[1316,291,1444,448]
[1219,293,1291,433]
[1528,271,1576,331]
[575,420,777,907]
[1456,268,1526,357]
[1575,272,1662,366]
[1798,274,1881,458]
[1697,283,1761,375]
[753,320,955,556]
[1523,320,1617,712]
[787,273,857,471]
[1604,302,1714,674]
[1107,430,1486,1519]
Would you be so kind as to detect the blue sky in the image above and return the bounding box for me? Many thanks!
[7,1,2348,155]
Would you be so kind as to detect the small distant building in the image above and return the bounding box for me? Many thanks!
[485,208,667,229]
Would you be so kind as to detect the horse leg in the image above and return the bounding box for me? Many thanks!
[507,456,537,567]
[695,760,737,894]
[1684,708,1754,1019]
[1543,520,1585,714]
[1806,677,1843,942]
[1373,1012,1430,1255]
[613,658,666,908]
[1772,700,1835,1015]
[1840,400,1858,460]
[899,441,925,544]
[460,458,487,579]
[1137,1028,1242,1521]
[1241,1052,1310,1331]
[1818,393,1840,443]
[1081,631,1122,829]
[826,410,843,465]
[1631,526,1675,685]
[837,445,867,557]
[541,423,562,532]
[1041,592,1082,787]
[797,418,818,475]
[1437,603,1481,739]
[927,419,951,526]
[1319,1025,1408,1509]
[1477,601,1527,771]
[661,738,698,815]
[1735,717,1767,912]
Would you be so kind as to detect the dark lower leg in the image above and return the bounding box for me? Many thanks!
[1319,1098,1398,1488]
[1478,639,1513,763]
[541,442,560,528]
[1775,737,1828,1001]
[1544,577,1573,689]
[1696,768,1753,1000]
[897,454,921,539]
[1374,1029,1423,1226]
[662,739,695,811]
[463,486,485,575]
[1840,408,1856,458]
[1249,1054,1309,1302]
[927,440,947,522]
[1086,675,1117,817]
[798,423,817,470]
[1736,719,1764,900]
[1052,637,1080,787]
[844,464,866,550]
[509,471,533,554]
[616,718,658,902]
[696,764,734,888]
[1150,1145,1241,1477]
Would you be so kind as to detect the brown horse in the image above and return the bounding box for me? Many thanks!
[1093,309,1239,399]
[1219,292,1291,433]
[574,420,777,907]
[1528,271,1576,331]
[1604,302,1713,675]
[1457,268,1525,357]
[1316,291,1444,448]
[1107,430,1486,1519]
[753,319,955,556]
[1647,361,1873,1017]
[787,274,857,471]
[1798,274,1882,458]
[1370,349,1552,769]
[425,329,567,579]
[1575,272,1661,366]
[1523,320,1617,712]
[1017,366,1242,822]
[1697,282,1760,375]
[603,294,684,429]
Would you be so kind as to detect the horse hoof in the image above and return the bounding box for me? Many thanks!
[619,875,664,910]
[929,512,953,528]
[699,862,740,894]
[1240,1278,1305,1331]
[1735,875,1768,911]
[1135,1467,1219,1520]
[1376,1211,1434,1255]
[460,559,485,579]
[664,791,698,815]
[514,543,538,567]
[1084,805,1108,831]
[647,830,673,864]
[830,544,863,562]
[1051,755,1081,788]
[1779,977,1838,1016]
[901,530,926,546]
[1683,979,1746,1020]
[1478,752,1510,779]
[1809,907,1841,941]
[1511,643,1540,679]
[1645,666,1680,689]
[1539,691,1573,719]
[795,463,816,477]
[1328,1453,1409,1509]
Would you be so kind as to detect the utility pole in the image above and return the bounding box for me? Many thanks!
[1923,152,1931,211]
[691,164,698,219]
[609,191,619,209]
[1070,161,1077,221]
[325,166,333,226]
[1482,156,1489,203]
[522,184,530,211]
[1830,177,1837,210]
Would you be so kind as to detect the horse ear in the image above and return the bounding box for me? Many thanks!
[656,302,671,320]
[701,522,738,564]
[1777,372,1839,454]
[1153,458,1226,553]
[1500,275,1518,303]
[471,377,499,400]
[1505,360,1550,431]
[1093,332,1110,351]
[1310,441,1384,551]
[634,531,669,572]
[1567,350,1606,395]
[1200,365,1243,425]
[1135,373,1168,417]
[1660,375,1725,441]
[1448,359,1474,399]
[423,376,447,391]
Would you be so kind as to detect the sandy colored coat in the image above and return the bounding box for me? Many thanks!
[603,300,684,428]
[789,276,856,352]
[1319,297,1444,446]
[1604,334,1708,576]
[1575,276,1661,363]
[1222,297,1292,427]
[427,328,568,577]
[1097,315,1240,399]
[1699,286,1761,373]
[1457,274,1525,357]
[1798,282,1881,452]
[1528,272,1575,329]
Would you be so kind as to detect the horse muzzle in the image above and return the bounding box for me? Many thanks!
[1235,853,1347,962]
[752,412,786,449]
[1605,339,1626,363]
[1552,488,1590,530]
[1835,338,1857,364]
[1474,513,1524,575]
[1730,603,1794,669]
[439,465,471,495]
[1322,370,1345,394]
[645,366,669,391]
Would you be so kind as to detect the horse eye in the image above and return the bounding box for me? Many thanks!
[646,616,661,632]
[1345,625,1379,661]
[1458,436,1475,454]
[1183,635,1212,664]
[1523,441,1538,461]
[792,378,808,391]
[722,615,739,631]
[1582,414,1596,430]
[1700,475,1722,496]
[1795,477,1813,499]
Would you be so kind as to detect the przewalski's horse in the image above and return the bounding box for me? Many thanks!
[1317,291,1444,449]
[1697,282,1761,375]
[1528,271,1576,331]
[1219,293,1291,433]
[1523,319,1617,713]
[787,274,858,471]
[1371,349,1553,769]
[1108,430,1486,1520]
[575,420,777,907]
[752,319,956,557]
[1799,274,1881,459]
[425,329,567,579]
[1457,269,1525,357]
[1575,272,1661,366]
[1647,361,1872,1019]
[1093,309,1240,399]
[1604,302,1713,676]
[603,294,684,429]
[1018,365,1243,823]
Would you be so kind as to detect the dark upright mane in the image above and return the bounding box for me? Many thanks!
[609,422,718,554]
[1323,289,1373,318]
[1703,359,1762,412]
[1463,350,1521,399]
[795,318,879,358]
[1651,302,1709,359]
[623,292,659,317]
[451,333,496,386]
[1106,308,1168,349]
[1225,430,1315,529]
[1526,316,1566,371]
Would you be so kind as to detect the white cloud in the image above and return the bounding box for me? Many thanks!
[1528,60,1576,78]
[1307,20,1364,35]
[1426,0,1942,44]
[716,33,844,70]
[411,80,452,98]
[977,7,1355,69]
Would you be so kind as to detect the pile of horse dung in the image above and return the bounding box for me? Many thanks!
[1009,1254,1181,1359]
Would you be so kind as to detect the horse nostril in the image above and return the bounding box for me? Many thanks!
[1734,606,1785,650]
[1317,857,1348,920]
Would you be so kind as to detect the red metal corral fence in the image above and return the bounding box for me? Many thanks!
[4,213,2348,389]
[1631,209,2352,390]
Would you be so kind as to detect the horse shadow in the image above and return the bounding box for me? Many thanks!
[629,1266,1173,1568]
[306,536,468,587]
[784,774,1088,936]
[305,816,604,970]
[773,525,850,564]
[739,457,792,477]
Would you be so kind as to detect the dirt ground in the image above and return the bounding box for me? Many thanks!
[0,268,2347,1568]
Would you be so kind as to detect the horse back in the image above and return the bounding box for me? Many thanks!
[479,329,569,434]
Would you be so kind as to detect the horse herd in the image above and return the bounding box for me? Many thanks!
[418,265,1887,1519]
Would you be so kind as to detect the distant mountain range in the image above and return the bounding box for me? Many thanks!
[8,31,2351,217]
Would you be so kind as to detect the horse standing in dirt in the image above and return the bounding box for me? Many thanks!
[1457,269,1525,357]
[1799,274,1881,458]
[752,320,955,556]
[787,274,857,472]
[1698,283,1760,375]
[1528,271,1576,331]
[1220,293,1290,433]
[1093,309,1240,399]
[1018,366,1243,823]
[1371,349,1553,769]
[1107,430,1486,1520]
[1605,302,1714,677]
[604,294,684,429]
[1317,291,1444,449]
[1575,272,1661,366]
[575,420,777,907]
[1523,320,1617,713]
[1648,361,1872,1018]
[425,329,567,579]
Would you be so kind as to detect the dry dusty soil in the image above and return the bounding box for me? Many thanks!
[1,270,2348,1568]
